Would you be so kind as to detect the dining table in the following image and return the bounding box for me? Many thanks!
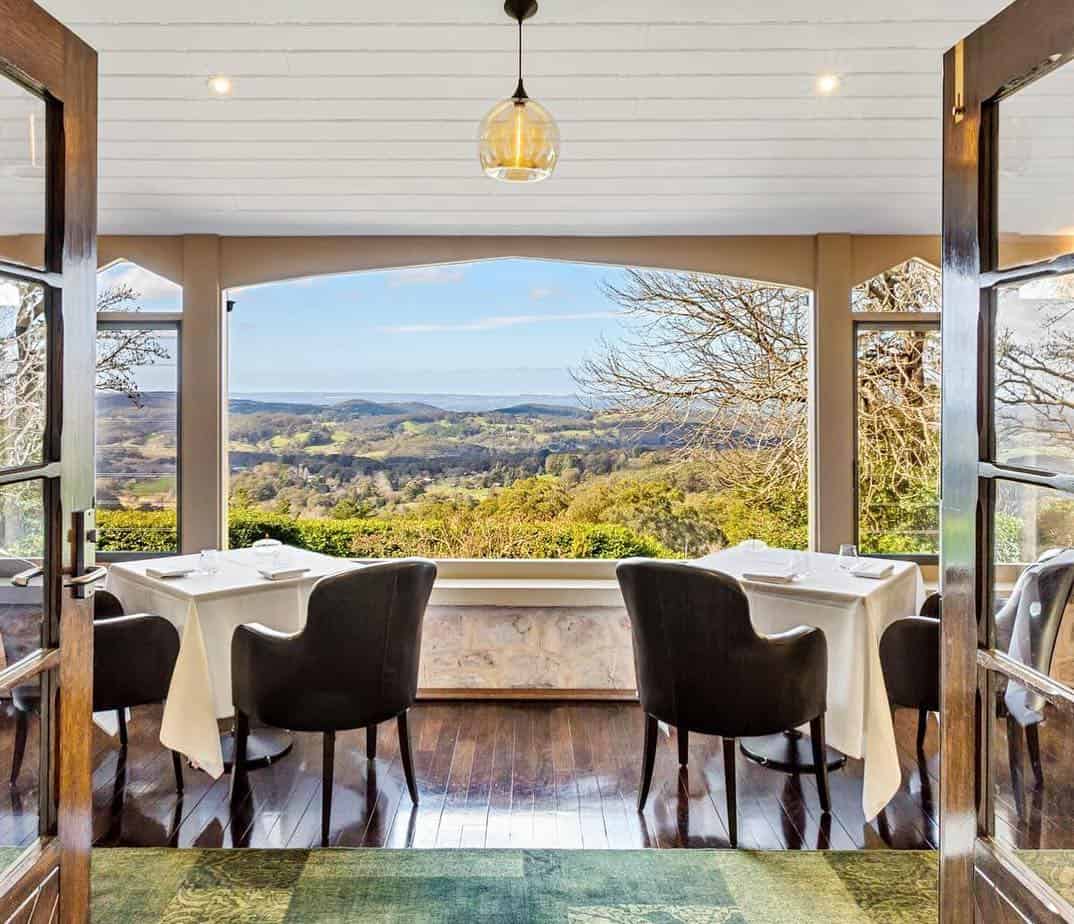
[105,545,360,779]
[693,544,926,821]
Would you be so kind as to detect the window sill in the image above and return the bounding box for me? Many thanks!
[429,578,623,608]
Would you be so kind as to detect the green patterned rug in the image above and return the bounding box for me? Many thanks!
[91,849,938,923]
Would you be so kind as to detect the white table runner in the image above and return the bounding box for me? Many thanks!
[105,546,360,779]
[694,546,925,820]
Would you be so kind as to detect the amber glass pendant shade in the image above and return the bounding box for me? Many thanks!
[479,96,559,183]
[479,0,559,183]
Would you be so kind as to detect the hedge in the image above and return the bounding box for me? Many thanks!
[96,508,673,560]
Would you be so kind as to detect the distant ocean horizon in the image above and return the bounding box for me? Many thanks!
[226,390,588,413]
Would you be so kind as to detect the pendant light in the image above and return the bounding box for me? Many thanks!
[478,0,560,183]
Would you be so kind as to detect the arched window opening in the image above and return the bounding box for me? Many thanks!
[225,259,814,560]
[95,260,182,554]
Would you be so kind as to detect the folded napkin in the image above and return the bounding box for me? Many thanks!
[741,566,796,584]
[146,565,195,580]
[850,560,894,579]
[258,566,310,581]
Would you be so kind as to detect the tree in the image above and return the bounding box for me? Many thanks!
[478,476,570,521]
[95,283,170,404]
[575,270,811,501]
[1,278,167,470]
[564,476,720,554]
[1,278,167,553]
[995,282,1074,453]
[855,328,940,551]
[575,262,944,550]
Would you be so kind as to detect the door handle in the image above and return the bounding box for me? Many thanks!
[67,509,98,599]
[11,566,43,588]
[64,567,107,589]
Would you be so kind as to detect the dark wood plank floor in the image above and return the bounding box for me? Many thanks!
[0,700,949,852]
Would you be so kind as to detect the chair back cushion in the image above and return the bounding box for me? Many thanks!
[93,614,180,711]
[296,558,436,728]
[94,588,126,621]
[616,558,827,738]
[995,548,1074,673]
[879,616,940,712]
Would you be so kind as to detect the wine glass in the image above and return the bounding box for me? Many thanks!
[837,544,859,571]
[199,549,220,576]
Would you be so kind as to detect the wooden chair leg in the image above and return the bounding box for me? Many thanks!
[1025,722,1044,787]
[322,731,335,846]
[366,724,377,760]
[229,711,250,804]
[117,709,128,748]
[916,708,929,752]
[397,711,419,804]
[172,751,185,794]
[10,710,28,786]
[677,727,688,767]
[637,714,658,811]
[810,716,832,814]
[722,737,737,847]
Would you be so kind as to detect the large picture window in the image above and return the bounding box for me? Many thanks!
[94,261,182,554]
[853,259,941,557]
[227,260,812,559]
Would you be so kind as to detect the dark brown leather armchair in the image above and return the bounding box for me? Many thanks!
[879,593,941,751]
[616,559,830,847]
[229,559,436,845]
[11,589,184,792]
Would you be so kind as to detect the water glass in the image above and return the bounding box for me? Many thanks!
[199,549,220,576]
[253,538,282,569]
[837,544,859,571]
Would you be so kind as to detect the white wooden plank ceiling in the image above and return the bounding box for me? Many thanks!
[5,0,1067,237]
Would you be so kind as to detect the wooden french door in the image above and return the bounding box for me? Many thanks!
[943,0,1074,921]
[0,1,97,921]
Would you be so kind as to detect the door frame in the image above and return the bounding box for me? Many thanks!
[0,1,97,921]
[942,1,1074,921]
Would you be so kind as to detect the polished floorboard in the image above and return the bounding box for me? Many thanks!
[4,692,1070,853]
[7,701,943,852]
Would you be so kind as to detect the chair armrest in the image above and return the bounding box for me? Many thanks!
[240,622,297,642]
[231,622,302,722]
[766,624,827,668]
[765,624,818,645]
[761,623,828,719]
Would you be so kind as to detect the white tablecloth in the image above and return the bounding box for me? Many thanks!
[694,546,925,820]
[105,546,360,779]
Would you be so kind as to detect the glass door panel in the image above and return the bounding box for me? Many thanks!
[989,700,1074,861]
[0,674,43,863]
[998,63,1074,269]
[0,276,48,470]
[0,77,45,271]
[0,479,45,656]
[994,275,1074,474]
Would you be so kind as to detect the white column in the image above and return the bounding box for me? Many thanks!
[810,234,856,553]
[180,235,226,553]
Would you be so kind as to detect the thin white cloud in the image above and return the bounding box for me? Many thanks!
[530,287,556,300]
[388,265,466,287]
[380,311,616,335]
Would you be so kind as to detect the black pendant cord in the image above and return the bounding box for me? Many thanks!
[513,16,528,100]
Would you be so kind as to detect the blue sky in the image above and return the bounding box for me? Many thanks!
[97,258,643,396]
[226,259,635,395]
